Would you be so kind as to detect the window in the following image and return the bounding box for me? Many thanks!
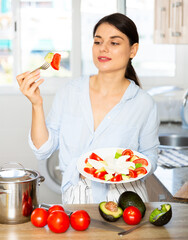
[0,0,178,90]
[0,0,13,85]
[19,0,72,79]
[0,0,121,87]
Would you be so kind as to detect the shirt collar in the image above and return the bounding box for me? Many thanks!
[120,79,140,103]
[79,76,140,103]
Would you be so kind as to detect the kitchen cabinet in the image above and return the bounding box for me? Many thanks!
[153,166,188,203]
[154,0,188,44]
[146,174,174,202]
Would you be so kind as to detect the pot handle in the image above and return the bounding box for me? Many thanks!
[38,176,45,186]
[0,187,11,194]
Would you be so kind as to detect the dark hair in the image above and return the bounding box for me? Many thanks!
[93,13,140,87]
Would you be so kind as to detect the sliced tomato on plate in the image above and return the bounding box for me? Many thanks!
[133,158,148,166]
[135,167,147,175]
[128,169,138,178]
[89,152,104,161]
[51,53,61,70]
[84,167,97,175]
[93,171,108,180]
[122,149,134,161]
[110,174,123,182]
[85,158,89,164]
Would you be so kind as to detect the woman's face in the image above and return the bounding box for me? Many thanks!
[92,23,138,74]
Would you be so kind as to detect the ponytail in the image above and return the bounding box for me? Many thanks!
[125,59,141,87]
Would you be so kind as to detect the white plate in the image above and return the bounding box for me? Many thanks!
[77,148,151,184]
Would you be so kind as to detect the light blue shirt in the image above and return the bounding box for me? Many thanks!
[29,76,159,202]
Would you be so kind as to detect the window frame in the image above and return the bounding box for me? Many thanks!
[139,46,186,90]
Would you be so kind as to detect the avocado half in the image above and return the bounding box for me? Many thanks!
[118,191,146,218]
[99,201,123,222]
[149,204,172,226]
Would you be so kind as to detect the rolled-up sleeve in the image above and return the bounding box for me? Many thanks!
[28,128,58,160]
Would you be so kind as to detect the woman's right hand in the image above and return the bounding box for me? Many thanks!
[16,70,44,106]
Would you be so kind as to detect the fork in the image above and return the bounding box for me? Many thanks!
[31,61,50,73]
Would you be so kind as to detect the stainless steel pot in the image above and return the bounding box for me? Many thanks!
[0,163,45,224]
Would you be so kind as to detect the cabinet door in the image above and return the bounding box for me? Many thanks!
[154,0,170,43]
[169,0,188,44]
[145,174,174,202]
[154,0,188,44]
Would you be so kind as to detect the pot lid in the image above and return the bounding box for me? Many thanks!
[0,163,39,182]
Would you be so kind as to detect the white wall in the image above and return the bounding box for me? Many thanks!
[0,93,61,204]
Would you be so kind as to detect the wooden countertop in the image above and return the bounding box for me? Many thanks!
[0,202,187,240]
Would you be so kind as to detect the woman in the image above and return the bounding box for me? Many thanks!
[17,13,159,204]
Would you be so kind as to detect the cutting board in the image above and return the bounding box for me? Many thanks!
[174,182,188,199]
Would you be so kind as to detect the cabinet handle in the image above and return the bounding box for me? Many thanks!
[171,0,183,37]
[171,32,181,37]
[172,1,182,8]
[159,194,166,201]
[160,7,166,38]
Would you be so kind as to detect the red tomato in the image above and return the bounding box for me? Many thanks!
[123,206,142,225]
[31,208,49,227]
[133,158,148,166]
[122,149,134,158]
[85,158,89,164]
[110,174,123,182]
[84,167,97,175]
[128,169,138,178]
[135,167,147,175]
[89,152,104,161]
[51,53,61,70]
[48,205,65,214]
[93,171,108,180]
[70,210,90,231]
[47,210,70,233]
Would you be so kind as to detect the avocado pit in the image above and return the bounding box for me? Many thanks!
[105,201,118,212]
[99,201,123,222]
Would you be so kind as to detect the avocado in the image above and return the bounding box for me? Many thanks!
[115,149,123,159]
[99,201,123,222]
[121,174,130,180]
[118,191,146,218]
[44,52,54,63]
[149,204,172,226]
[104,174,113,181]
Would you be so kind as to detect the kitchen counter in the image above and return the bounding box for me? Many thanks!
[154,166,188,201]
[0,202,187,240]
